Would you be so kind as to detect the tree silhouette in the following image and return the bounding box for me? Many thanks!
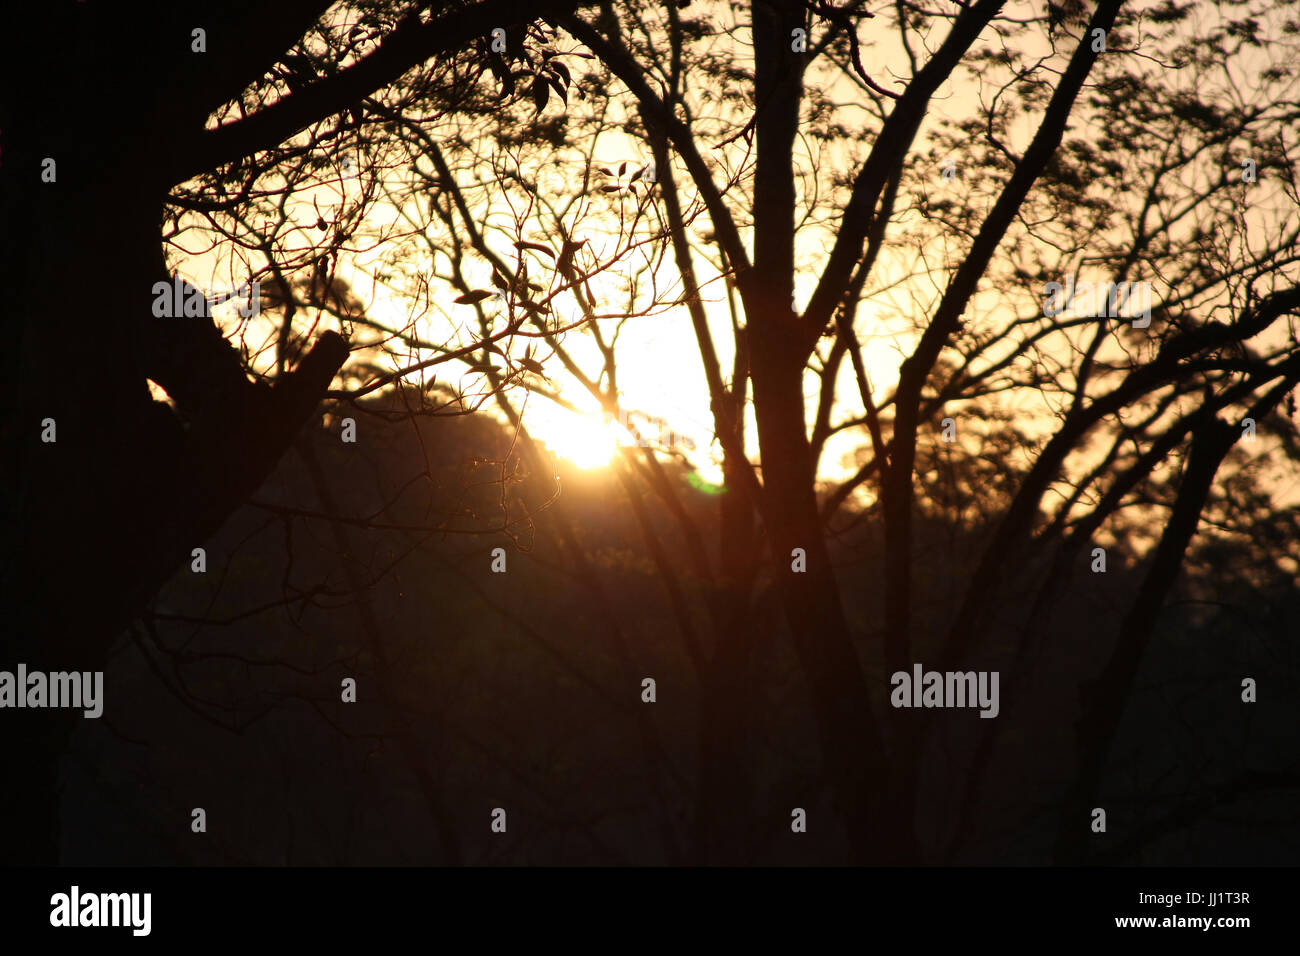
[1,0,594,864]
[540,0,1300,863]
[6,0,1300,866]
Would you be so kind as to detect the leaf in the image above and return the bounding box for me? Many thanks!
[598,166,614,175]
[628,166,644,184]
[531,77,550,113]
[557,237,586,273]
[548,75,568,105]
[520,357,546,374]
[599,185,621,193]
[491,271,509,290]
[550,60,571,87]
[515,240,556,260]
[454,290,494,304]
[618,161,628,177]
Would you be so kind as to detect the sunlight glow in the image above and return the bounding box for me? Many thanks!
[542,411,623,469]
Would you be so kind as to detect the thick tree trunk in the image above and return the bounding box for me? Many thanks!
[2,12,347,861]
[748,324,916,863]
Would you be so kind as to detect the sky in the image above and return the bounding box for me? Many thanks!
[166,0,1300,518]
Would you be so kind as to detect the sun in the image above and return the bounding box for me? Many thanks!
[541,410,622,469]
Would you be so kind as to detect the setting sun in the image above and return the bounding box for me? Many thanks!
[540,410,623,469]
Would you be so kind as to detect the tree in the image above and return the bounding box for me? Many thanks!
[8,0,1300,866]
[1,0,593,864]
[531,0,1300,862]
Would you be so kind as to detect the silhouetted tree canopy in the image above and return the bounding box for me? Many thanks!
[4,0,1300,865]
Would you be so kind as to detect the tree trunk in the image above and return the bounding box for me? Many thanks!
[748,323,916,863]
[2,16,346,861]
